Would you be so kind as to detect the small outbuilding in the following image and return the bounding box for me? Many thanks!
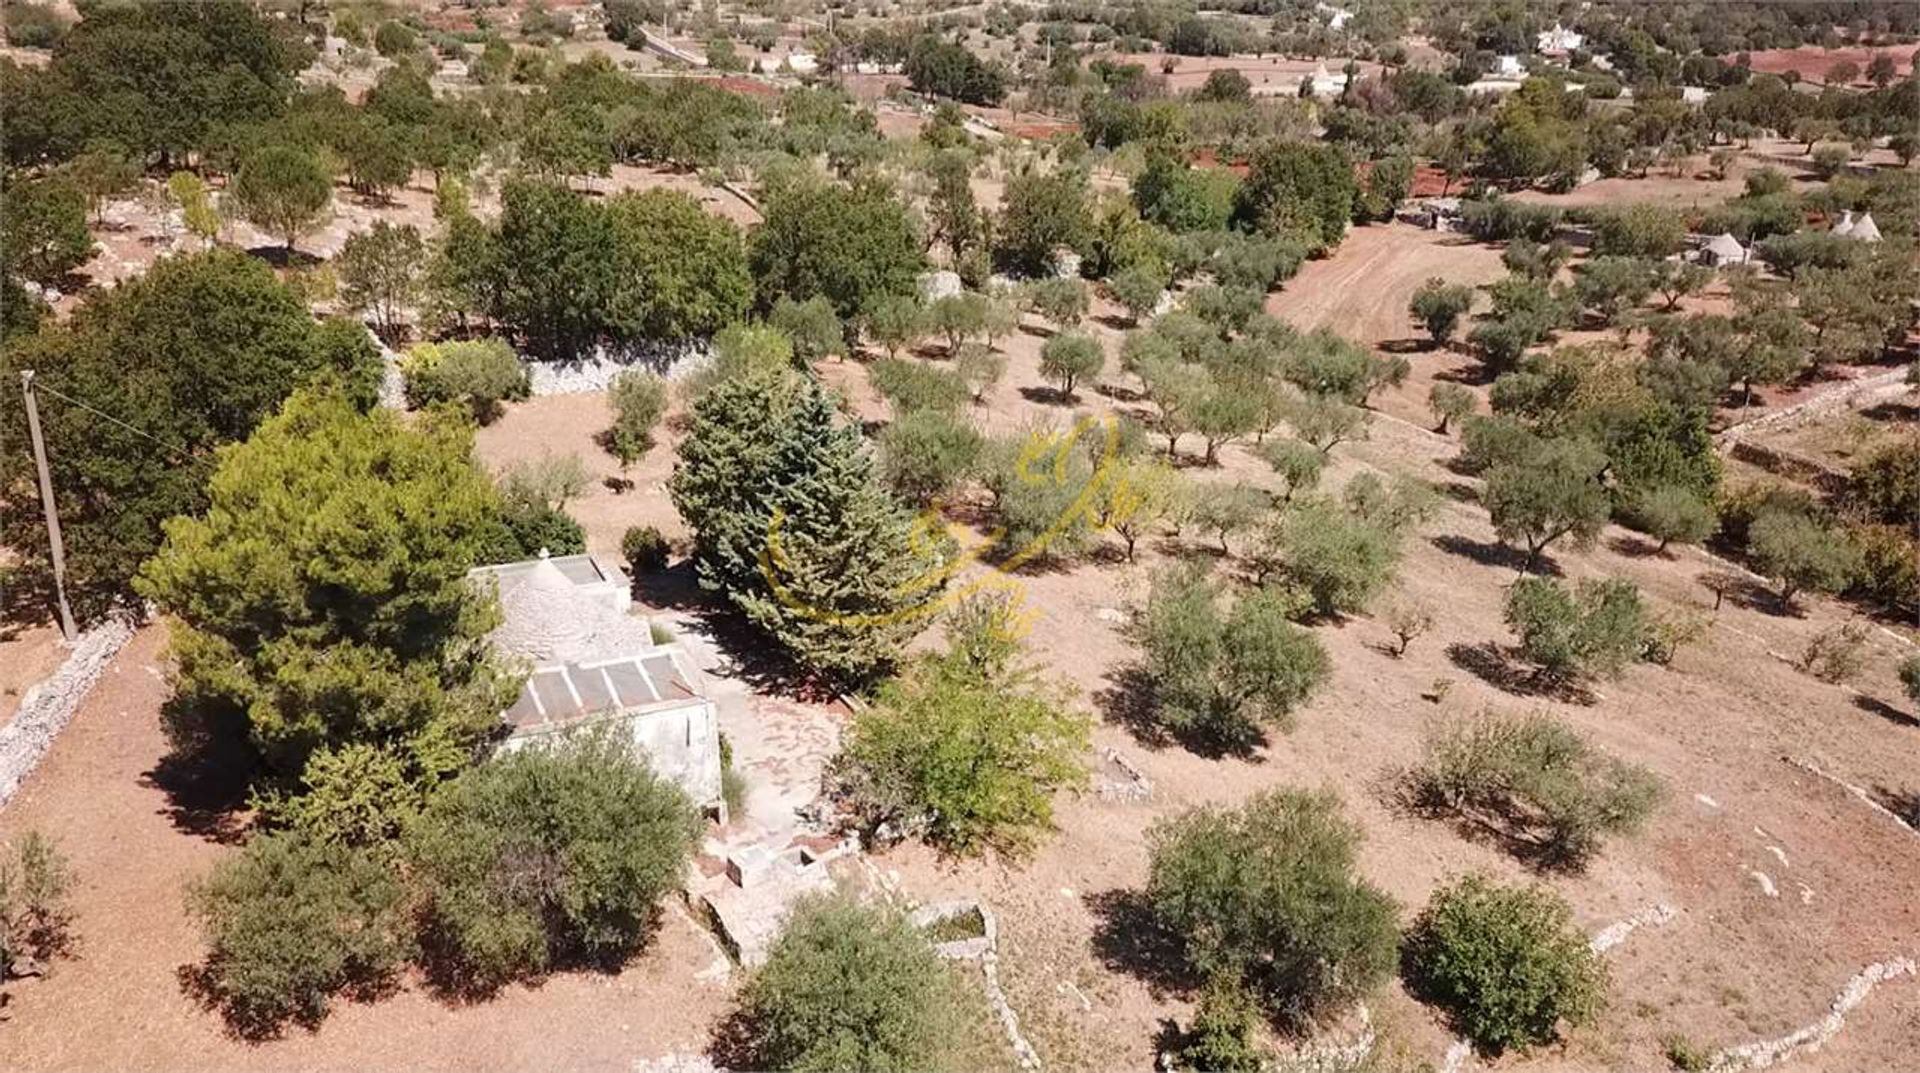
[1700,232,1749,267]
[471,552,724,818]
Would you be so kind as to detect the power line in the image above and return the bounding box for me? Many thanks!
[27,380,212,467]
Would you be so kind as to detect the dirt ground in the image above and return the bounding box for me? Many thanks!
[0,625,736,1071]
[1098,50,1386,95]
[0,623,65,725]
[7,158,1919,1073]
[1743,44,1919,84]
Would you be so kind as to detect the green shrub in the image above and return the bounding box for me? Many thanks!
[1847,437,1920,527]
[1798,622,1868,684]
[607,370,669,467]
[622,525,670,573]
[1664,1034,1711,1072]
[1147,789,1398,1019]
[1504,577,1648,685]
[1039,332,1105,398]
[1405,874,1606,1054]
[1900,654,1920,706]
[1142,569,1329,751]
[1749,509,1861,608]
[979,427,1099,562]
[1626,485,1718,552]
[832,645,1089,856]
[401,339,530,423]
[1260,497,1402,617]
[1,832,73,984]
[406,733,698,994]
[188,831,413,1037]
[878,409,984,504]
[736,894,957,1073]
[1171,974,1267,1072]
[1428,382,1475,433]
[1414,710,1662,868]
[870,357,970,415]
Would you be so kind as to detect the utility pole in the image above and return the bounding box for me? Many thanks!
[19,371,78,641]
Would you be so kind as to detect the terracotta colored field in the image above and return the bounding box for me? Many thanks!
[1743,44,1918,83]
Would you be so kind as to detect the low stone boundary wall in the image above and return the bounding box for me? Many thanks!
[0,616,136,808]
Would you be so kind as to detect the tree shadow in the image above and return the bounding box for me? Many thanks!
[1094,381,1146,403]
[1017,385,1075,406]
[1860,400,1919,424]
[1870,785,1920,828]
[1437,480,1479,504]
[140,719,255,846]
[1443,641,1595,705]
[1607,533,1665,559]
[1854,694,1920,730]
[1094,666,1173,750]
[1094,312,1140,331]
[1390,766,1596,874]
[630,559,708,612]
[708,1005,763,1070]
[1433,362,1496,387]
[243,245,322,270]
[1695,569,1797,617]
[1429,534,1562,577]
[1093,665,1269,759]
[1380,337,1427,354]
[1084,888,1203,998]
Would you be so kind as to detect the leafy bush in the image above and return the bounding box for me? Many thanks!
[1748,509,1861,608]
[1504,577,1649,685]
[1429,382,1476,433]
[833,639,1089,855]
[606,370,669,467]
[1,832,73,984]
[401,338,530,423]
[736,893,958,1072]
[1847,437,1920,527]
[1900,653,1920,706]
[1414,710,1662,868]
[1411,280,1474,347]
[878,409,984,504]
[1171,974,1267,1072]
[406,734,698,994]
[1260,497,1402,617]
[188,831,413,1037]
[1141,568,1330,751]
[870,357,970,415]
[979,427,1099,562]
[1485,437,1610,572]
[1626,485,1717,552]
[1405,874,1607,1054]
[622,525,670,573]
[1799,622,1868,684]
[1147,789,1399,1019]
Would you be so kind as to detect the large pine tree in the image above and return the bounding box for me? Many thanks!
[671,370,948,685]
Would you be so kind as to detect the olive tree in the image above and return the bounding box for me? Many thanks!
[1141,568,1330,751]
[1146,789,1399,1018]
[1039,332,1105,399]
[1410,279,1474,348]
[1406,875,1607,1053]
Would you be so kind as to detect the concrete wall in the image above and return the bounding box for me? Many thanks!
[501,698,724,813]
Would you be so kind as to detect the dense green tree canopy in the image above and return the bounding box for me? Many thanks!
[750,181,924,323]
[0,251,370,618]
[137,390,517,806]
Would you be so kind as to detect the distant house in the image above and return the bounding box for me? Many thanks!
[1680,85,1710,105]
[1537,24,1584,55]
[471,552,724,818]
[1700,232,1749,267]
[1316,2,1353,31]
[1493,53,1525,78]
[1300,62,1348,99]
[785,51,819,74]
[1833,210,1882,243]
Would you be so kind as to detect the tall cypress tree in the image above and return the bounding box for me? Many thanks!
[671,371,948,685]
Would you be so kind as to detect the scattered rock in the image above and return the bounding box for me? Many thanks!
[1706,958,1917,1072]
[1748,870,1779,898]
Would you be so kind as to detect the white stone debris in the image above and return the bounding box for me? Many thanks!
[1748,870,1779,898]
[1589,903,1678,954]
[1695,793,1722,808]
[1766,845,1790,868]
[1706,958,1917,1072]
[0,616,137,808]
[1784,756,1919,839]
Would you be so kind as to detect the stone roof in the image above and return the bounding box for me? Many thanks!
[485,555,654,666]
